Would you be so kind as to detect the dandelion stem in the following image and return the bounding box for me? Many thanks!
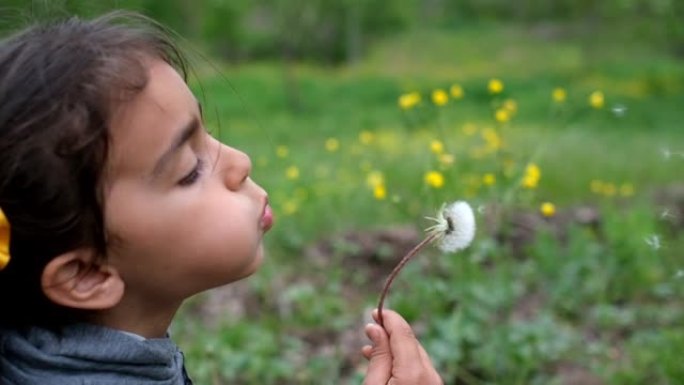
[377,232,439,327]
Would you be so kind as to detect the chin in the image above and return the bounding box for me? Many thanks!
[231,247,265,282]
[246,248,265,275]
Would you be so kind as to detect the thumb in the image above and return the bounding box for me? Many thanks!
[362,323,392,385]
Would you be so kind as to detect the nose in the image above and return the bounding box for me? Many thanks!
[217,142,252,190]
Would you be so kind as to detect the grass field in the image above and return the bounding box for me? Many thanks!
[173,22,684,385]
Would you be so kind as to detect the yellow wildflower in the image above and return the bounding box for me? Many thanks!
[521,163,541,189]
[525,163,541,179]
[450,84,464,99]
[522,176,538,189]
[0,208,10,270]
[439,153,455,166]
[359,131,374,145]
[366,171,384,188]
[540,202,556,217]
[431,89,449,106]
[488,78,504,94]
[619,183,635,197]
[430,140,444,154]
[325,138,339,152]
[283,200,298,215]
[552,88,567,103]
[398,92,421,110]
[373,184,387,200]
[482,173,496,186]
[503,99,517,113]
[285,166,300,180]
[590,180,603,194]
[482,128,502,151]
[589,90,604,109]
[495,108,510,123]
[276,145,289,158]
[424,171,445,188]
[602,183,616,197]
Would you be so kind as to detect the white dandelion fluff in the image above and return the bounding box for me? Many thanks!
[377,200,476,326]
[662,147,684,160]
[644,234,661,250]
[425,201,476,252]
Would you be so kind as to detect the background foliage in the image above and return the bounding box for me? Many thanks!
[2,0,684,62]
[1,1,683,384]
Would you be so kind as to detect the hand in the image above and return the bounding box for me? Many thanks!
[361,309,443,385]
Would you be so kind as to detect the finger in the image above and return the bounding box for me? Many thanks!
[362,323,392,385]
[372,309,423,370]
[417,342,443,382]
[416,340,433,366]
[361,345,373,360]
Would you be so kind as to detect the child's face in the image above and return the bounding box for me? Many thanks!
[103,59,273,308]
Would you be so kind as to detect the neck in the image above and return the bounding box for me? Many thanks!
[89,296,182,338]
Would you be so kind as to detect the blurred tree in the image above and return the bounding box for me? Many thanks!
[2,0,681,59]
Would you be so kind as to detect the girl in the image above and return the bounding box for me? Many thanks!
[0,12,443,385]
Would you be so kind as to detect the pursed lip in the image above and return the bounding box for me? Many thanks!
[260,198,274,232]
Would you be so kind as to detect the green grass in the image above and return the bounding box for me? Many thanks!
[174,22,684,385]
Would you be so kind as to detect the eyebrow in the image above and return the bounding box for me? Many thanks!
[152,115,201,178]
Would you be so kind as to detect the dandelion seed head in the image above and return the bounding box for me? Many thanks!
[675,270,684,279]
[660,209,674,220]
[661,147,676,160]
[426,201,476,252]
[611,104,627,117]
[662,148,671,159]
[661,148,684,160]
[644,234,661,250]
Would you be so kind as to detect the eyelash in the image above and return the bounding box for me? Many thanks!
[178,157,205,186]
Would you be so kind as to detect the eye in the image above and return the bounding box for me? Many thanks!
[178,157,205,186]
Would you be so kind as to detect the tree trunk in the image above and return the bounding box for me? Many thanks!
[345,3,363,65]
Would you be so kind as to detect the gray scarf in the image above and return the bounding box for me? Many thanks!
[0,323,193,385]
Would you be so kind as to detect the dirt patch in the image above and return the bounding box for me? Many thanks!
[554,362,605,385]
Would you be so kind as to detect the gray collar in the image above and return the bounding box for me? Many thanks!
[0,323,192,385]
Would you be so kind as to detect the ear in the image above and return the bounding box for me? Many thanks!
[41,249,125,310]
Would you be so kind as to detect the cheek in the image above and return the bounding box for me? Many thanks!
[193,208,258,251]
[106,182,196,233]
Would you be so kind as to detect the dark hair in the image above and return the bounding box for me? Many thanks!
[0,11,187,328]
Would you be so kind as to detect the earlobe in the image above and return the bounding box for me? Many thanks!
[41,250,125,310]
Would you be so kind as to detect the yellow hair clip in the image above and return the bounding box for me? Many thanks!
[0,207,10,270]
